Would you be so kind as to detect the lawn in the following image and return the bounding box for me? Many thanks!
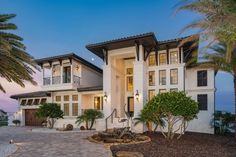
[111,132,236,157]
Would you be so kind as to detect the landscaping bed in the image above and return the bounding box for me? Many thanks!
[111,132,236,157]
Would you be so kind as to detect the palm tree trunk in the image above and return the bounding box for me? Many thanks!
[234,75,236,139]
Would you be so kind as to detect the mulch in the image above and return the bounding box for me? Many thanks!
[110,132,236,157]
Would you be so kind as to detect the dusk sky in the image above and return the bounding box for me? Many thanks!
[0,0,234,113]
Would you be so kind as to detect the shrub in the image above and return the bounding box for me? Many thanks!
[12,119,21,126]
[76,109,104,130]
[35,103,64,129]
[143,91,198,140]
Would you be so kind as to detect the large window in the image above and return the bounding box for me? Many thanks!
[148,90,155,100]
[148,54,156,66]
[94,96,103,110]
[55,96,61,102]
[63,66,71,83]
[170,69,178,84]
[149,71,155,86]
[159,70,166,85]
[159,53,167,65]
[72,95,78,101]
[126,68,133,75]
[197,94,208,110]
[197,70,207,86]
[126,68,133,92]
[72,103,78,116]
[64,95,70,101]
[170,51,178,64]
[33,99,40,105]
[64,103,69,116]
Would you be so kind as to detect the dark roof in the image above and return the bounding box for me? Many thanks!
[86,32,158,58]
[10,91,51,99]
[0,109,7,114]
[77,86,103,92]
[86,32,197,59]
[35,53,102,74]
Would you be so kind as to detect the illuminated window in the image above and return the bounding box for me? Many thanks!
[20,99,26,106]
[170,88,178,92]
[148,54,156,66]
[64,103,69,116]
[170,51,178,64]
[159,70,166,85]
[127,76,133,91]
[94,97,103,110]
[55,96,61,102]
[148,90,155,100]
[159,53,167,65]
[33,99,40,105]
[72,103,78,116]
[72,95,78,101]
[149,71,155,86]
[159,89,167,93]
[126,68,133,75]
[64,95,69,101]
[170,69,178,84]
[40,98,47,104]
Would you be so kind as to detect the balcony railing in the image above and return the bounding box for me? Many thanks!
[43,75,80,86]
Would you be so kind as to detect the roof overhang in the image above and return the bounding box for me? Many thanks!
[77,86,103,92]
[10,91,51,99]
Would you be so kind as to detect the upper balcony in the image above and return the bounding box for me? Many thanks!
[35,53,103,91]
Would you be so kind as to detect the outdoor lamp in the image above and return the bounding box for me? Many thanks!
[104,92,107,102]
[135,90,139,101]
[9,139,14,144]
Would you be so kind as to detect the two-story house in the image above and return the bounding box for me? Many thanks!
[11,32,215,134]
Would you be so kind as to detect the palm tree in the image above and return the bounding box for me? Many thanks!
[177,0,236,138]
[0,14,38,93]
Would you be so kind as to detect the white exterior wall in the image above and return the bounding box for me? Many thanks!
[80,65,102,87]
[185,68,215,134]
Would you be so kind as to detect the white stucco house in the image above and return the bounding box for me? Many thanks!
[11,32,215,134]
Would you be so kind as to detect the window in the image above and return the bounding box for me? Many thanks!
[197,94,208,110]
[170,88,178,92]
[148,90,155,100]
[159,70,166,85]
[159,53,167,65]
[170,69,178,84]
[26,99,33,105]
[64,95,69,101]
[72,95,78,101]
[126,68,133,75]
[55,96,61,102]
[170,51,178,64]
[149,71,155,86]
[127,76,133,91]
[63,66,71,83]
[40,98,47,104]
[33,99,40,105]
[72,103,78,116]
[197,70,207,86]
[148,54,156,66]
[20,99,26,106]
[159,89,167,93]
[64,103,69,116]
[94,97,103,110]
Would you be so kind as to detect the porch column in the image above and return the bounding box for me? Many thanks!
[60,65,63,84]
[133,44,147,133]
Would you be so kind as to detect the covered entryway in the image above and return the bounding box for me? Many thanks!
[25,109,45,126]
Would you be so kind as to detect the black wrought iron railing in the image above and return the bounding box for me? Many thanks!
[43,75,80,86]
[73,75,80,86]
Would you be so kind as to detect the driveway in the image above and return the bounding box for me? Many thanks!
[0,127,110,157]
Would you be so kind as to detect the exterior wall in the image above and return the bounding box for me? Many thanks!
[185,68,215,134]
[80,65,102,87]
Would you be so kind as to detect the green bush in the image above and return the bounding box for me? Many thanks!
[76,109,103,130]
[142,91,199,140]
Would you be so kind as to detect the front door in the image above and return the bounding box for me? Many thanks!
[127,97,134,117]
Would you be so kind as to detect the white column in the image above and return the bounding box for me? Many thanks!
[133,45,147,133]
[60,65,63,84]
[50,66,53,85]
[78,94,82,116]
[70,63,73,84]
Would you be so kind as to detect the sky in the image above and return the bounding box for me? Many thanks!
[0,0,234,113]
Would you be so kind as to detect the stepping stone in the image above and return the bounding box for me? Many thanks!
[116,151,144,157]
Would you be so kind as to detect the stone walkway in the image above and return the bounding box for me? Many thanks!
[0,127,110,157]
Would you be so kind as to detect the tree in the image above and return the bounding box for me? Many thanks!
[35,103,64,129]
[145,91,198,140]
[0,14,39,93]
[76,109,103,130]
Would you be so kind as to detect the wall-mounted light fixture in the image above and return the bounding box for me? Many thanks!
[76,65,80,71]
[104,92,107,102]
[135,90,139,101]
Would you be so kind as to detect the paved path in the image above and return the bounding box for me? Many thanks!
[0,127,110,157]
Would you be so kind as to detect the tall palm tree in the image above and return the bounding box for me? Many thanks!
[177,0,236,138]
[0,14,38,93]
